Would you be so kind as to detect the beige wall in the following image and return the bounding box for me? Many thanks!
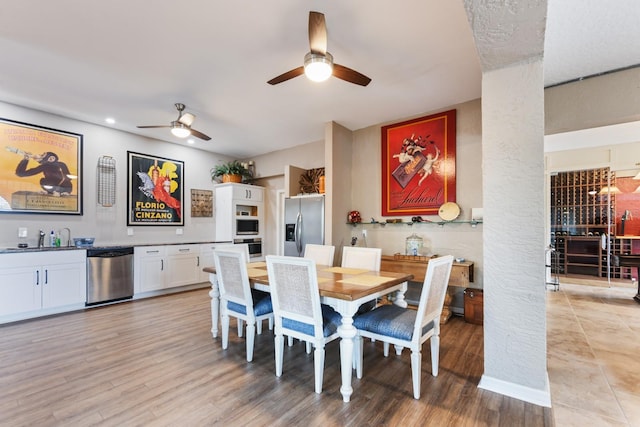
[249,140,324,179]
[348,100,484,290]
[545,67,640,135]
[251,100,485,299]
[546,141,640,174]
[326,121,355,259]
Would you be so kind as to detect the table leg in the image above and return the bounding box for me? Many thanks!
[440,291,453,324]
[392,282,408,308]
[338,314,357,402]
[208,273,220,338]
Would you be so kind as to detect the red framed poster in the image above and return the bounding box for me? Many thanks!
[381,110,456,216]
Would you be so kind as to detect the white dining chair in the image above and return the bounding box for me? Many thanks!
[287,243,337,350]
[341,246,381,272]
[304,243,336,266]
[285,244,336,352]
[214,243,271,335]
[215,243,250,261]
[213,249,274,362]
[265,255,342,394]
[353,255,454,399]
[342,246,382,314]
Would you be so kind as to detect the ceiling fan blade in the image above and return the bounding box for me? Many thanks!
[333,63,372,86]
[137,125,171,129]
[178,112,195,126]
[267,66,305,85]
[190,128,211,141]
[308,11,327,54]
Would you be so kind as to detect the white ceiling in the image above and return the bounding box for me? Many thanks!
[0,0,638,158]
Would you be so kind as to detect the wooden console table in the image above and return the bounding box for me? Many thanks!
[381,254,475,324]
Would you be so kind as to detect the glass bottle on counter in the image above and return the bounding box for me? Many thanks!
[405,233,423,256]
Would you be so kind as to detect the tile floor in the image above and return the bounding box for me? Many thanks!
[547,280,640,426]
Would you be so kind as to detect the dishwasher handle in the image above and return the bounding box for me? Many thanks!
[87,247,134,257]
[91,251,131,258]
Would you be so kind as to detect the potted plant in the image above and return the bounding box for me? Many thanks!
[211,160,253,183]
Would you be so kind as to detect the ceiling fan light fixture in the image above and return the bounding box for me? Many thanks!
[304,52,333,82]
[170,122,191,138]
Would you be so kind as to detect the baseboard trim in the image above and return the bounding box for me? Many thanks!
[478,373,551,408]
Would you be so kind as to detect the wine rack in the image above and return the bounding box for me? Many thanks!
[550,167,618,278]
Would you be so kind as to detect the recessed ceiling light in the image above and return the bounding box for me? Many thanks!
[187,139,195,145]
[105,117,116,125]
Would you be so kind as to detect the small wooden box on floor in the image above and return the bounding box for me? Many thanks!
[464,288,483,325]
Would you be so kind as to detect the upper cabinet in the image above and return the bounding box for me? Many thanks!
[232,185,263,202]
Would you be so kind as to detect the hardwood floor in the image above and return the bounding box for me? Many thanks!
[0,288,553,426]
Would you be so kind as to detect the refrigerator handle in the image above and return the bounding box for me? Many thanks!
[295,212,302,255]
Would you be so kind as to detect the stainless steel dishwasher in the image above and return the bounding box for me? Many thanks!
[86,246,134,305]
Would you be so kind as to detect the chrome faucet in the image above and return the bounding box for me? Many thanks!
[60,227,72,247]
[38,230,45,249]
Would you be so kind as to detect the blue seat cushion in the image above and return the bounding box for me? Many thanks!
[282,304,342,337]
[227,289,273,316]
[353,305,434,341]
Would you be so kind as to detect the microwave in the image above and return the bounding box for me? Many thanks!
[236,218,259,235]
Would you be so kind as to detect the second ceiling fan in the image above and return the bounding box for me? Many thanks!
[267,11,371,87]
[137,103,211,141]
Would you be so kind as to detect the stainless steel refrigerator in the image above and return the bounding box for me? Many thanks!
[284,195,325,257]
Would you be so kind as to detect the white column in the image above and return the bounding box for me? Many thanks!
[479,60,550,407]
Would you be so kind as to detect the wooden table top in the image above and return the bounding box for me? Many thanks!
[204,262,413,302]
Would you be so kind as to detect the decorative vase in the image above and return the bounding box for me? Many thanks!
[222,174,242,183]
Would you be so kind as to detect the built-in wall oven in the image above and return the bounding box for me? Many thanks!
[234,237,262,258]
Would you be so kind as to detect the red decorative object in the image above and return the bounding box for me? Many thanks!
[381,110,456,216]
[348,210,362,223]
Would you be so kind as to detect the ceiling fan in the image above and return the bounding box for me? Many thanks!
[267,11,371,87]
[137,103,211,141]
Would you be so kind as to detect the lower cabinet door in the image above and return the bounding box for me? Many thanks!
[0,266,40,316]
[139,256,166,292]
[42,262,86,309]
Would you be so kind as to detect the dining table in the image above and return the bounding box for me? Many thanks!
[203,261,413,402]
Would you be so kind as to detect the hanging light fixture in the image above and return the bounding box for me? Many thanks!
[598,185,622,195]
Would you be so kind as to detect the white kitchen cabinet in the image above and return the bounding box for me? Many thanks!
[41,262,86,308]
[134,244,206,294]
[232,184,263,202]
[134,246,166,293]
[214,183,264,242]
[0,266,40,314]
[166,244,201,287]
[0,250,86,318]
